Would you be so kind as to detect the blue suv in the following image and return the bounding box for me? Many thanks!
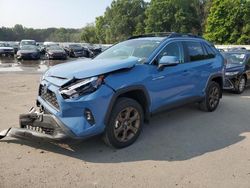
[0,33,224,148]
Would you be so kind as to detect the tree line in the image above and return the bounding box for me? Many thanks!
[0,0,249,44]
[0,24,82,42]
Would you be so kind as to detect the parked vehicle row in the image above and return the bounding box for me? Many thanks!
[0,40,105,60]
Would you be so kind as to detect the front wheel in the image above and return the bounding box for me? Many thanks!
[235,76,246,94]
[199,81,221,112]
[103,98,143,148]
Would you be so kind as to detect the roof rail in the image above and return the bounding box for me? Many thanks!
[128,32,203,40]
[128,32,174,39]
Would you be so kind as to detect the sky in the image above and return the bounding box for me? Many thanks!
[0,0,116,29]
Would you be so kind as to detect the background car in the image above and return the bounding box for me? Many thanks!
[0,42,15,57]
[7,42,20,54]
[223,51,250,93]
[45,45,67,60]
[16,45,41,60]
[20,39,36,48]
[63,43,89,58]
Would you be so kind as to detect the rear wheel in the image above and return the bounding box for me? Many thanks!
[199,81,221,112]
[235,76,246,94]
[103,98,143,148]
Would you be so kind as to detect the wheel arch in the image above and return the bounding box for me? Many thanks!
[242,73,247,83]
[207,74,224,98]
[104,85,151,125]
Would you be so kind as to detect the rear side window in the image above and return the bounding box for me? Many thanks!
[203,43,216,59]
[184,41,206,62]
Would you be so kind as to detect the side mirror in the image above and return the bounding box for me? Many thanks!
[158,56,179,71]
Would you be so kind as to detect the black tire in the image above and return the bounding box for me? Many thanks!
[103,97,144,148]
[199,81,221,112]
[235,76,246,94]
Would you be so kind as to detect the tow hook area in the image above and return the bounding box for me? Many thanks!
[0,128,11,139]
[0,107,73,141]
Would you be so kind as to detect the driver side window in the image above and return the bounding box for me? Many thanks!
[157,42,183,64]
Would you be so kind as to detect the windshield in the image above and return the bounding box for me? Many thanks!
[69,44,82,49]
[94,39,163,62]
[0,43,6,47]
[223,53,246,64]
[21,41,36,46]
[21,45,37,50]
[47,46,62,50]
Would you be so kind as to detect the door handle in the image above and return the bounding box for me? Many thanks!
[152,76,165,81]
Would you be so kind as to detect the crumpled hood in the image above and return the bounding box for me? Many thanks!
[44,57,139,86]
[225,63,244,72]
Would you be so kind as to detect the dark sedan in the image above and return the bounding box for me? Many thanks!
[45,45,67,60]
[16,45,41,60]
[63,44,88,58]
[0,42,15,57]
[223,51,250,94]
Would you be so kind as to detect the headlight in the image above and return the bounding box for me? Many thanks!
[225,71,239,76]
[59,76,104,99]
[41,70,49,81]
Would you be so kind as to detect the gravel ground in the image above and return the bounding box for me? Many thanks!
[0,73,250,188]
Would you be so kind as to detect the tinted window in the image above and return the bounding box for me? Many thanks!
[185,41,206,62]
[204,43,216,59]
[157,42,183,63]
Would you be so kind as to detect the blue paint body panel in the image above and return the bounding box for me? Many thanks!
[38,37,224,139]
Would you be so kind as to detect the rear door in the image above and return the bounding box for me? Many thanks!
[182,41,216,96]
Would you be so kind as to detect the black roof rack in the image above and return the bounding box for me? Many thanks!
[128,32,203,40]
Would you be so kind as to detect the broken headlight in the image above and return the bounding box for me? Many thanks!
[59,76,104,99]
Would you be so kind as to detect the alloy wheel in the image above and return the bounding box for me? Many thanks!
[238,78,246,92]
[208,86,220,109]
[113,107,140,143]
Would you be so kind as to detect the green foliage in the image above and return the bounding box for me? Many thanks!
[80,24,98,43]
[145,0,202,34]
[0,0,249,44]
[95,0,148,43]
[204,0,250,44]
[0,24,82,42]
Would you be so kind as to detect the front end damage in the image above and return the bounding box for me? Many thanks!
[0,108,75,142]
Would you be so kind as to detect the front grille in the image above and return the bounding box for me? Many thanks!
[25,125,54,135]
[52,53,63,56]
[3,49,13,52]
[224,79,234,88]
[39,85,60,110]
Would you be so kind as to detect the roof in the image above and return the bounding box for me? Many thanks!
[128,32,203,40]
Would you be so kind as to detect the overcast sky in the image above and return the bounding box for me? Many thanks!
[0,0,151,29]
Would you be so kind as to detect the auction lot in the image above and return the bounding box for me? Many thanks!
[0,59,250,188]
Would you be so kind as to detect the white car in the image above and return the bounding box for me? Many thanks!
[0,42,14,57]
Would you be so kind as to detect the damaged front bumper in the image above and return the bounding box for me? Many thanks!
[0,108,76,142]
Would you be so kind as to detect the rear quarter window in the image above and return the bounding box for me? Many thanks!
[184,41,206,62]
[203,43,216,59]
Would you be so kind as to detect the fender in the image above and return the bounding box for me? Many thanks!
[204,73,224,97]
[104,85,151,125]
